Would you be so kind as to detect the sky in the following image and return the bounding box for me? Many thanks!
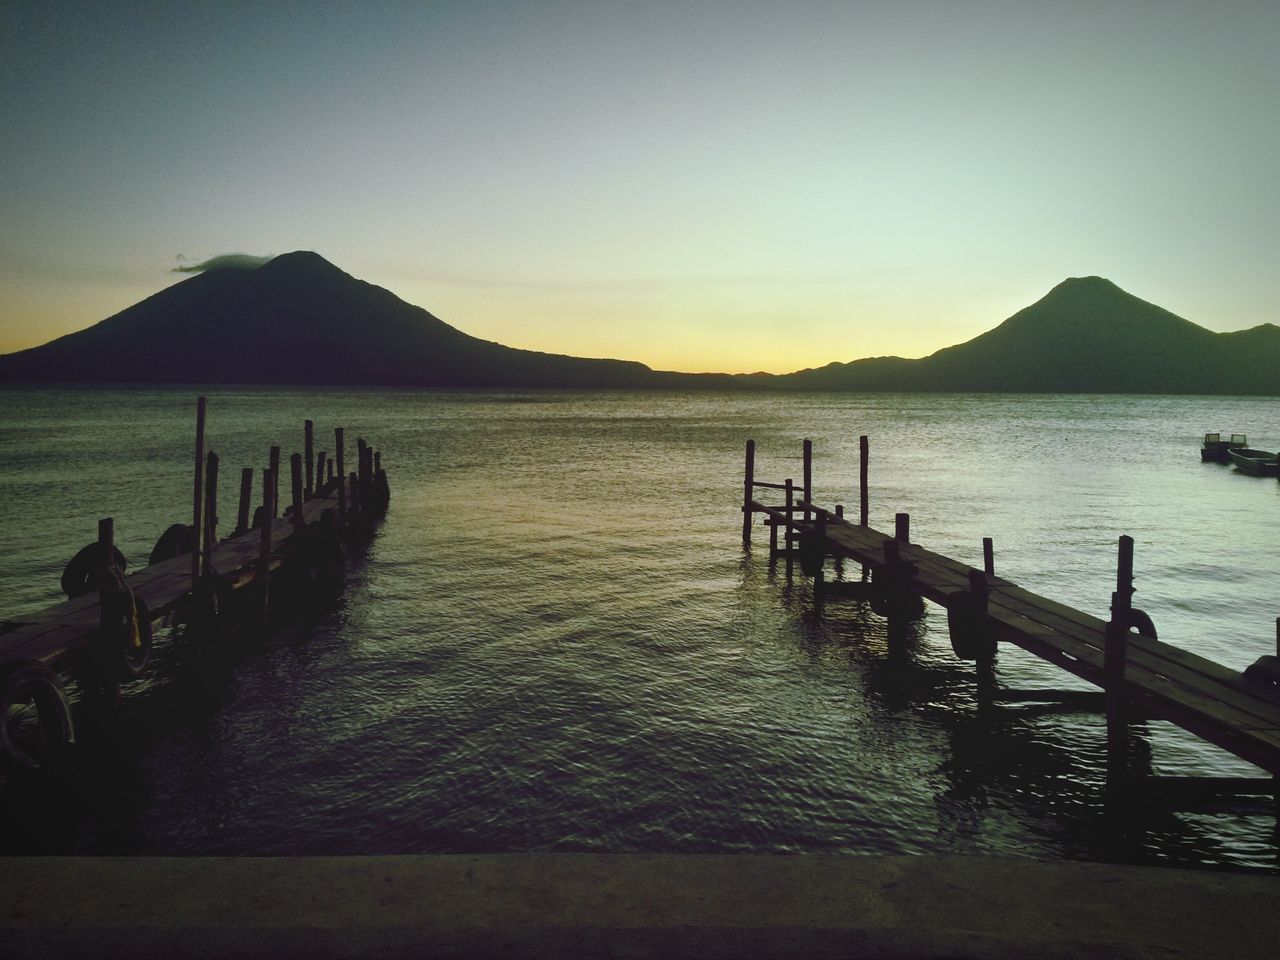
[1,0,1277,373]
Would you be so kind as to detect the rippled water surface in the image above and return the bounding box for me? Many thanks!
[1,387,1278,869]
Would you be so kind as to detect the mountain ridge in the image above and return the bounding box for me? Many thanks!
[1,253,1275,394]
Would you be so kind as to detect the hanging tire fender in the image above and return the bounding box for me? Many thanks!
[61,542,128,598]
[0,660,75,767]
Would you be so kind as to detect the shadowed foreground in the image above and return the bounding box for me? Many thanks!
[1,854,1274,958]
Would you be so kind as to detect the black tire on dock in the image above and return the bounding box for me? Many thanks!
[0,661,75,768]
[148,523,195,566]
[94,592,153,681]
[60,542,128,599]
[946,590,980,660]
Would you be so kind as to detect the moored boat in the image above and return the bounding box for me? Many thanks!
[1228,447,1278,476]
[1201,432,1247,463]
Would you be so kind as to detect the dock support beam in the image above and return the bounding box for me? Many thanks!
[742,439,755,545]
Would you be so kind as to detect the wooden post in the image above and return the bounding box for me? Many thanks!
[858,435,868,527]
[98,517,113,564]
[802,438,812,523]
[832,505,845,578]
[357,438,368,498]
[374,451,382,475]
[237,467,253,534]
[1105,535,1136,779]
[970,568,996,703]
[883,538,906,655]
[742,439,755,545]
[335,428,346,527]
[983,537,994,577]
[304,420,315,498]
[290,453,304,533]
[316,450,327,494]
[203,451,219,568]
[813,509,827,609]
[349,472,360,516]
[784,478,794,577]
[258,468,273,620]
[191,396,207,591]
[327,458,335,484]
[269,445,281,517]
[895,512,910,543]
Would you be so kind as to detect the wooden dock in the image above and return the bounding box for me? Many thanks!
[0,397,390,770]
[742,437,1280,800]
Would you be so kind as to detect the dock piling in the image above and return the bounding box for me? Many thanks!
[969,568,997,702]
[203,451,219,568]
[742,439,755,545]
[784,479,794,577]
[983,537,995,577]
[304,420,314,497]
[236,467,253,534]
[258,468,273,620]
[895,513,910,543]
[316,450,327,494]
[269,446,281,517]
[1105,535,1136,779]
[98,517,113,565]
[335,429,346,529]
[191,396,207,591]
[290,453,304,533]
[803,439,812,523]
[858,435,868,527]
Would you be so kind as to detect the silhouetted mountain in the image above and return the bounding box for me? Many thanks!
[0,252,671,388]
[1,258,1275,393]
[781,277,1280,394]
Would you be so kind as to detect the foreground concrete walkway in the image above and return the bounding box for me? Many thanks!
[1,854,1275,959]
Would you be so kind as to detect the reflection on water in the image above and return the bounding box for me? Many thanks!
[0,387,1278,869]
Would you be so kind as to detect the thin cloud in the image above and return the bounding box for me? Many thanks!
[172,253,273,273]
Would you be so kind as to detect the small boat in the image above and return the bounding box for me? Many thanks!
[1228,447,1279,477]
[1201,432,1247,463]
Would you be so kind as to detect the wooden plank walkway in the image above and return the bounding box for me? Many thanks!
[742,434,1280,784]
[0,486,342,674]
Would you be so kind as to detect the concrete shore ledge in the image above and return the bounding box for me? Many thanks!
[1,854,1275,959]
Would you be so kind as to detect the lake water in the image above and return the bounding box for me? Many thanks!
[1,387,1278,870]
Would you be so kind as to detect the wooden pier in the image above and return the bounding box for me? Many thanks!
[742,437,1280,804]
[0,397,390,770]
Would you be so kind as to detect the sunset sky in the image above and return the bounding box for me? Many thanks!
[2,0,1276,373]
